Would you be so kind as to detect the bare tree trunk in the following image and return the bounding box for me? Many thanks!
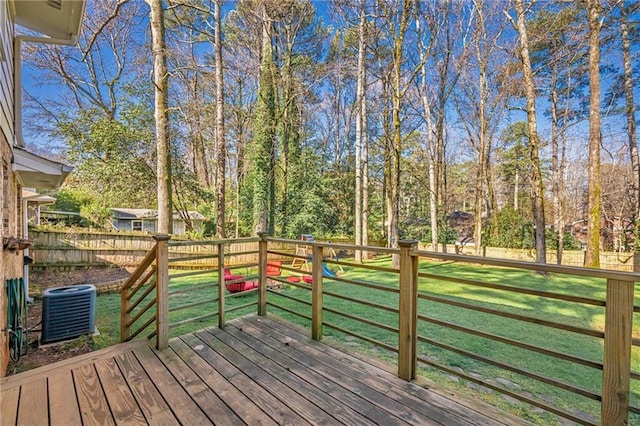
[417,11,438,252]
[147,0,172,234]
[620,4,639,248]
[435,14,454,210]
[214,0,226,238]
[550,55,559,250]
[188,35,209,189]
[557,70,573,264]
[514,168,519,211]
[362,87,370,258]
[585,0,601,268]
[551,68,562,264]
[234,77,246,239]
[334,36,343,165]
[514,0,546,264]
[381,68,391,245]
[354,3,365,262]
[472,1,487,257]
[388,0,412,268]
[473,156,484,257]
[485,154,498,239]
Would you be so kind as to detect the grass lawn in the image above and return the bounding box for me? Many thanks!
[94,257,640,425]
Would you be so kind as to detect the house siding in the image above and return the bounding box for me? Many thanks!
[1,135,21,378]
[1,0,23,378]
[0,0,13,148]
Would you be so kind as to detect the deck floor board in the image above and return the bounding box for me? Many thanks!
[16,377,48,426]
[1,315,531,425]
[94,357,147,425]
[0,384,20,426]
[47,370,82,426]
[73,363,115,426]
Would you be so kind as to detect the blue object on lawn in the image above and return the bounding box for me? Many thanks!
[322,263,337,278]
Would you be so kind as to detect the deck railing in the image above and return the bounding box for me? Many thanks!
[120,235,263,347]
[121,234,640,425]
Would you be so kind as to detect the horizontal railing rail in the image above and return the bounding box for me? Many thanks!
[125,233,639,425]
[413,247,639,426]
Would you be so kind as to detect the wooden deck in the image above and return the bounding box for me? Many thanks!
[1,315,530,425]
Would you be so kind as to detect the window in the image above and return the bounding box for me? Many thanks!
[132,220,143,232]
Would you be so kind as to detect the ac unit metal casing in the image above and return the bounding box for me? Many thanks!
[42,284,96,344]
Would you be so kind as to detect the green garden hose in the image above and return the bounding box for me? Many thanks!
[6,278,27,362]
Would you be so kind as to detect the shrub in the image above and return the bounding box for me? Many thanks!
[484,207,534,249]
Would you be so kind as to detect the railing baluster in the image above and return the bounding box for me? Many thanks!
[398,239,418,381]
[120,284,131,342]
[601,278,634,425]
[258,232,268,316]
[312,244,324,340]
[154,234,170,350]
[218,242,225,328]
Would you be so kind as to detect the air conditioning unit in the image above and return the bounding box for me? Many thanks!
[42,284,96,344]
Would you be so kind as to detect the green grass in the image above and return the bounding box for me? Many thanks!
[94,258,640,425]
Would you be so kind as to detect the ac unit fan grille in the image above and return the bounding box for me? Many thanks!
[42,285,96,344]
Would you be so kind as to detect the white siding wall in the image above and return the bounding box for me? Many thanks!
[0,0,13,147]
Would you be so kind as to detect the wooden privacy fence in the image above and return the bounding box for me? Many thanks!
[430,242,639,272]
[30,228,637,271]
[29,229,311,268]
[123,234,640,425]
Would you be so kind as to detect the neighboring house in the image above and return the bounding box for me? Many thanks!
[111,208,206,236]
[1,0,85,376]
[570,217,636,252]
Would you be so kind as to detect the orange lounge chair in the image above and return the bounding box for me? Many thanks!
[266,261,282,278]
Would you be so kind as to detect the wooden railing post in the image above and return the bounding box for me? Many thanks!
[217,242,226,328]
[602,278,634,425]
[258,232,269,316]
[311,244,324,341]
[154,234,170,350]
[121,280,131,343]
[398,239,418,381]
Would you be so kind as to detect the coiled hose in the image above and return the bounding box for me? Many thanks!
[6,278,27,362]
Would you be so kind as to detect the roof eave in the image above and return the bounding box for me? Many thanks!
[13,147,73,190]
[12,0,86,41]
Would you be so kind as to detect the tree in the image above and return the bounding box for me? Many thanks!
[223,4,261,236]
[496,122,529,213]
[617,2,639,249]
[214,0,226,238]
[415,2,438,251]
[528,4,587,264]
[251,3,277,234]
[377,0,426,267]
[164,3,213,192]
[24,0,160,213]
[354,0,367,262]
[147,0,172,234]
[454,0,508,255]
[510,0,546,264]
[584,0,601,267]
